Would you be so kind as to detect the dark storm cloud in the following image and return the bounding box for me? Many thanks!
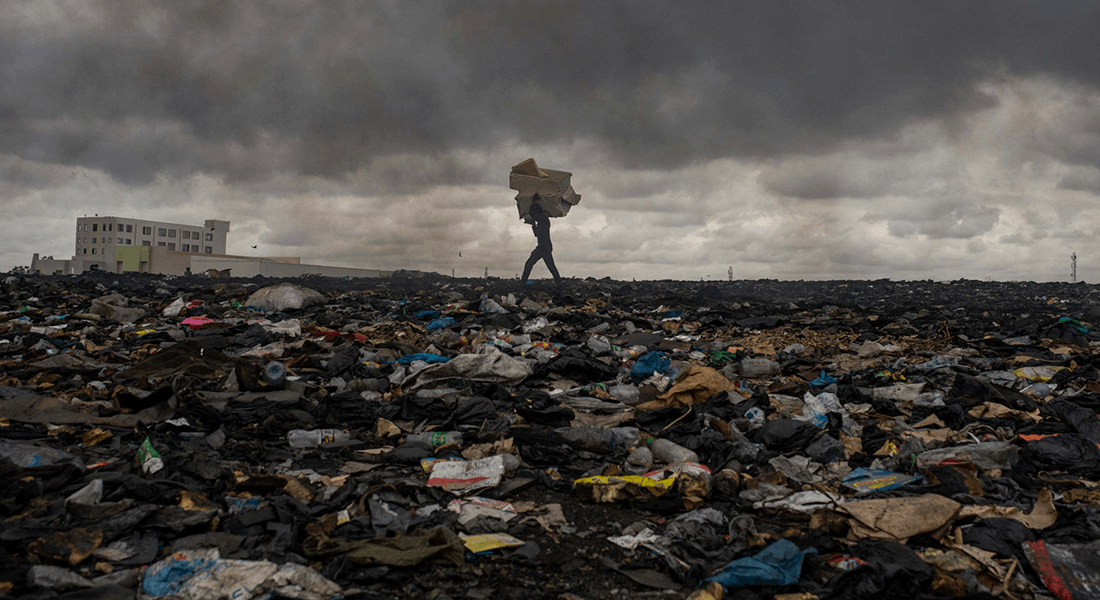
[1058,166,1100,193]
[2,1,1099,188]
[758,156,905,200]
[869,200,1001,239]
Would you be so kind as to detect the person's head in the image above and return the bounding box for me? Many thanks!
[529,199,545,217]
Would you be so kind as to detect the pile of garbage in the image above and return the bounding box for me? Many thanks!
[3,272,1100,599]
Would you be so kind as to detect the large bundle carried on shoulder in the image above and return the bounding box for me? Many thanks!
[509,158,581,221]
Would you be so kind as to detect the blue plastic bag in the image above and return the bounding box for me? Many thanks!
[397,353,451,365]
[809,370,838,388]
[707,539,816,589]
[630,351,671,383]
[425,317,456,330]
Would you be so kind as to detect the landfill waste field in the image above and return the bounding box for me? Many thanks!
[6,271,1100,600]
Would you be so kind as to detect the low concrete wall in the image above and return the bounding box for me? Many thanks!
[31,254,107,275]
[189,257,392,278]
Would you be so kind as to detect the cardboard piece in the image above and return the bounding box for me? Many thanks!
[958,488,1057,530]
[840,494,961,541]
[510,158,581,219]
[641,365,737,409]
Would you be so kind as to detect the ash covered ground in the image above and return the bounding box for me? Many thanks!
[3,272,1100,599]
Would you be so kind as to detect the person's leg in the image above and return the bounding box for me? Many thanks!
[543,248,562,284]
[521,248,540,281]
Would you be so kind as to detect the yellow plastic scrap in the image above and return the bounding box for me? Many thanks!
[874,440,900,457]
[1013,366,1065,382]
[573,474,677,503]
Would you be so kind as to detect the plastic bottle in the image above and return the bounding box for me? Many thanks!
[404,431,464,449]
[508,334,532,346]
[609,384,641,405]
[559,427,616,454]
[609,426,641,449]
[287,429,351,448]
[739,358,780,378]
[624,446,653,475]
[647,438,699,464]
[587,335,612,354]
[263,361,287,386]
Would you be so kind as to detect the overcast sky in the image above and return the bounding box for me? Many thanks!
[3,1,1100,282]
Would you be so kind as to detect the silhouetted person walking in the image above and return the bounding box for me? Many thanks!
[521,199,562,284]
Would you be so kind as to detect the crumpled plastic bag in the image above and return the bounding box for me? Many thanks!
[244,283,325,312]
[403,346,531,389]
[140,548,341,600]
[90,292,147,323]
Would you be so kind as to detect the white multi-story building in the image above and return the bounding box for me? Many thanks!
[73,216,229,258]
[32,215,401,278]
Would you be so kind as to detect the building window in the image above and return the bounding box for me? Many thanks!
[108,224,113,231]
[158,228,166,236]
[143,226,152,235]
[167,243,175,250]
[126,225,133,233]
[182,231,190,239]
[192,231,199,240]
[157,242,166,247]
[117,238,123,244]
[205,233,213,241]
[92,224,98,232]
[126,239,131,244]
[181,244,189,252]
[142,241,151,246]
[92,237,97,243]
[91,248,96,254]
[167,229,176,238]
[205,246,212,254]
[82,249,87,254]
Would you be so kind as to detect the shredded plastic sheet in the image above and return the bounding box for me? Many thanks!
[1023,540,1100,600]
[842,467,922,493]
